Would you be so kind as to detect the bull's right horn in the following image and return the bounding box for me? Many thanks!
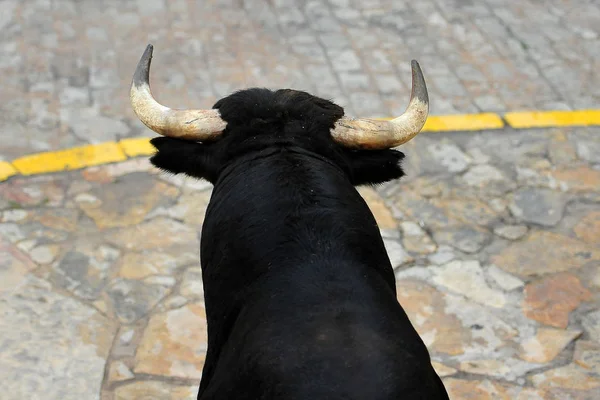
[130,44,226,141]
[331,60,429,150]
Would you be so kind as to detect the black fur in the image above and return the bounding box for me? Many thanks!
[149,88,448,400]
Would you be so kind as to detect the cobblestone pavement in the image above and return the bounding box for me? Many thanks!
[1,0,599,160]
[2,0,600,399]
[1,125,600,399]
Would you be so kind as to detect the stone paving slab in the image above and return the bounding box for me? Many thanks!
[1,125,600,399]
[1,0,599,160]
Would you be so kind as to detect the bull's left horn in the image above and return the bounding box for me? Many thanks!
[130,44,226,141]
[330,60,429,149]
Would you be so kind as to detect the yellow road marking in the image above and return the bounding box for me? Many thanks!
[378,113,504,131]
[422,113,505,131]
[1,110,599,182]
[119,137,155,157]
[0,161,17,181]
[12,143,127,176]
[504,110,600,128]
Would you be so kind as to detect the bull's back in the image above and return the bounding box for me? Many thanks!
[198,156,447,399]
[198,266,447,400]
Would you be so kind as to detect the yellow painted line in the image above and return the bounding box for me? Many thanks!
[1,110,599,182]
[0,161,17,181]
[12,142,127,176]
[119,137,155,157]
[378,113,505,131]
[423,113,505,132]
[505,110,600,129]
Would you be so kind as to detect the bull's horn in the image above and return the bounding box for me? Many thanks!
[331,60,429,149]
[130,44,226,140]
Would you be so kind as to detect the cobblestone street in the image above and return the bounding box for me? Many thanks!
[1,0,599,160]
[1,0,599,399]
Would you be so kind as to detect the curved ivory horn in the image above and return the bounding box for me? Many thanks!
[130,44,226,140]
[331,60,429,149]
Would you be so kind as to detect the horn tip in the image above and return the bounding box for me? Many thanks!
[133,44,154,88]
[410,59,428,104]
[144,43,154,56]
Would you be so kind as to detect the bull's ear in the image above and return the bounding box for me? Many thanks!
[343,149,405,186]
[149,137,220,183]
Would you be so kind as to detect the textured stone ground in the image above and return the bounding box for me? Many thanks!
[2,0,600,399]
[2,126,600,399]
[1,0,599,160]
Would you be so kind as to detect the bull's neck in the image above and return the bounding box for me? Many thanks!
[214,146,346,189]
[200,148,396,366]
[204,148,385,271]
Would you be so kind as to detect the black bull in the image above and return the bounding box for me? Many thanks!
[149,88,449,399]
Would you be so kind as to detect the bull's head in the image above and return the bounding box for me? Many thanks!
[130,44,429,184]
[131,45,428,150]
